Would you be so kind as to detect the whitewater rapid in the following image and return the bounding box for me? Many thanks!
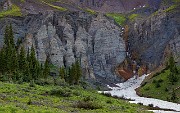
[100,74,180,113]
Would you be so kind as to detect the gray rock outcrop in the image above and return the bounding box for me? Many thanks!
[0,12,126,82]
[128,8,180,70]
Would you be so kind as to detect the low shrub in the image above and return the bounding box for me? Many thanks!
[76,101,102,110]
[49,87,73,97]
[29,80,36,87]
[155,82,161,88]
[83,96,95,102]
[27,99,32,105]
[138,102,143,105]
[148,104,154,107]
[106,99,113,104]
[152,80,157,83]
[158,79,163,83]
[145,87,150,91]
[165,88,169,92]
[102,92,111,97]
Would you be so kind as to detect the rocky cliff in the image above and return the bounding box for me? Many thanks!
[128,5,180,70]
[0,11,126,82]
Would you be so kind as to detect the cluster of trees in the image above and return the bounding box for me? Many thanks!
[0,24,47,82]
[0,24,82,85]
[59,60,82,85]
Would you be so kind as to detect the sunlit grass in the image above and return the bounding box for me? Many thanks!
[0,81,151,113]
[139,67,180,103]
[128,14,139,21]
[0,4,22,18]
[41,1,67,11]
[106,13,126,26]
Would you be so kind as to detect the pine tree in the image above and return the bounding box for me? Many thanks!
[74,60,82,84]
[4,25,9,47]
[59,66,65,79]
[9,24,15,47]
[24,61,31,82]
[18,46,27,72]
[68,65,74,85]
[43,57,50,79]
[0,48,6,74]
[27,48,30,62]
[11,47,18,73]
[169,55,178,74]
[29,46,38,80]
[39,63,43,78]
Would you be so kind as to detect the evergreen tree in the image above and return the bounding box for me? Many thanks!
[29,46,38,80]
[0,48,6,74]
[27,48,30,62]
[18,46,27,72]
[43,57,50,79]
[169,55,178,74]
[59,66,65,79]
[24,62,31,82]
[168,72,178,85]
[11,47,18,73]
[74,60,82,84]
[36,61,41,79]
[39,63,44,78]
[68,65,75,85]
[9,24,15,48]
[4,25,9,47]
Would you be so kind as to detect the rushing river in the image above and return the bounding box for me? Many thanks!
[100,74,180,113]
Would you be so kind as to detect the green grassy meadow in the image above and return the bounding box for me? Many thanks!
[0,80,151,113]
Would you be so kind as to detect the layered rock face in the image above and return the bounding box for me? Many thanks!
[128,8,180,70]
[0,12,126,82]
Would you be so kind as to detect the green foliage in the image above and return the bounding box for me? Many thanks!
[29,45,40,80]
[139,66,180,103]
[164,5,178,12]
[173,0,180,2]
[0,24,45,83]
[43,57,50,79]
[41,1,67,11]
[168,72,178,85]
[59,66,65,79]
[129,14,139,21]
[106,13,126,26]
[0,4,22,18]
[60,60,82,85]
[0,81,150,113]
[171,89,178,102]
[86,8,96,15]
[50,87,74,97]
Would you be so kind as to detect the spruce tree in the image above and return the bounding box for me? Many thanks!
[29,46,38,80]
[27,48,30,62]
[59,66,65,79]
[18,46,27,72]
[11,47,18,73]
[168,55,178,74]
[74,60,82,84]
[39,63,43,78]
[43,57,50,79]
[4,25,9,47]
[68,65,74,85]
[9,24,15,47]
[0,48,6,74]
